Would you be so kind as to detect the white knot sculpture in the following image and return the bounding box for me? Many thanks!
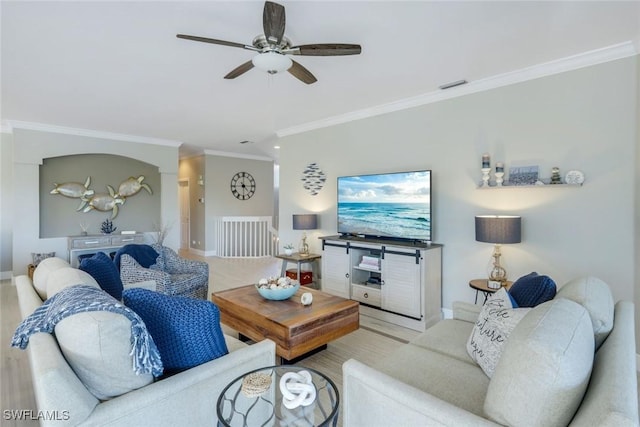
[279,370,316,409]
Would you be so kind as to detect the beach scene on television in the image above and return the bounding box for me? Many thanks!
[338,170,431,241]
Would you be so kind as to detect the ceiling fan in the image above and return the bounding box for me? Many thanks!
[177,1,362,84]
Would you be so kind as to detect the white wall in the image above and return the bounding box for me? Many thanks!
[0,132,14,278]
[9,128,180,275]
[278,57,637,313]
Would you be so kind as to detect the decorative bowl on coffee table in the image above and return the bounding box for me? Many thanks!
[255,282,300,301]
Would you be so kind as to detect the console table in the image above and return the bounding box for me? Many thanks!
[68,233,145,267]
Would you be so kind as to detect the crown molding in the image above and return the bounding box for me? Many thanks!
[277,41,638,138]
[5,120,183,147]
[204,149,273,162]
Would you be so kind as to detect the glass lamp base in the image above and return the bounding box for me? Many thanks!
[488,244,508,284]
[299,234,309,257]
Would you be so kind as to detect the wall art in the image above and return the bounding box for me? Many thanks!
[301,163,326,196]
[508,166,539,186]
[50,175,153,219]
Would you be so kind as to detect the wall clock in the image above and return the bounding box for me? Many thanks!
[230,172,256,200]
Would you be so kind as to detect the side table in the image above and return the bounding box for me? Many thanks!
[469,279,513,304]
[274,252,322,287]
[217,365,339,427]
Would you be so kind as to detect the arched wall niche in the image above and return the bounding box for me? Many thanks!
[40,153,161,237]
[11,128,180,274]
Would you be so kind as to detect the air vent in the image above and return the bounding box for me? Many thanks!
[439,80,468,90]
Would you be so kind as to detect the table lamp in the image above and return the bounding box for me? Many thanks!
[293,214,318,257]
[475,215,521,288]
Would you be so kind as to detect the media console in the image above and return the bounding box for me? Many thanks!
[319,235,442,332]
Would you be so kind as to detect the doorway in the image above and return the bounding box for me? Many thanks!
[178,180,190,251]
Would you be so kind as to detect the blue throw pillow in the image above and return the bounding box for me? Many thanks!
[122,288,228,374]
[113,244,159,271]
[509,272,557,308]
[79,252,124,300]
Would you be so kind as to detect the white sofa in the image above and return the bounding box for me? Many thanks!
[14,257,276,426]
[343,277,639,427]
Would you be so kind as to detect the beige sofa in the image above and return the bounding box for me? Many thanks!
[14,257,276,426]
[343,277,638,427]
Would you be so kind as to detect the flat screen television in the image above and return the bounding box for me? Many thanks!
[337,170,432,242]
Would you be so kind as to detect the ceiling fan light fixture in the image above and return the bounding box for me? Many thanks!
[252,51,292,74]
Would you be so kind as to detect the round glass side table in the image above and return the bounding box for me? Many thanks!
[216,365,339,427]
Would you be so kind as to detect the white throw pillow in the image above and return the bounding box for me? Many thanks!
[484,298,594,427]
[46,267,100,298]
[557,276,614,349]
[32,257,70,300]
[466,288,530,377]
[55,310,154,400]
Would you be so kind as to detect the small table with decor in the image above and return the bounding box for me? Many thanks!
[274,252,322,287]
[469,279,513,304]
[216,365,339,427]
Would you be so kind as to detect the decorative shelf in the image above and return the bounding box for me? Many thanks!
[477,182,583,189]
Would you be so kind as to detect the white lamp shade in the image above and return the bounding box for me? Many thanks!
[252,52,292,74]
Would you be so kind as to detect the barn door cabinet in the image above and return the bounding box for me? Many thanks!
[320,236,442,331]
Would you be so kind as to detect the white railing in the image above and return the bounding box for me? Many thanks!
[214,216,278,258]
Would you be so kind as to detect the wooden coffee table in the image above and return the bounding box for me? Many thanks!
[212,285,359,363]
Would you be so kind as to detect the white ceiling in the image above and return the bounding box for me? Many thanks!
[2,1,639,160]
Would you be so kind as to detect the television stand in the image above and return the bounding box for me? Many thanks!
[320,235,442,331]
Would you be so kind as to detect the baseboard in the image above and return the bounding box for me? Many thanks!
[359,305,426,332]
[0,271,12,280]
[187,248,216,257]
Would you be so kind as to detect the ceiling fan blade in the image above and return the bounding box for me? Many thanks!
[224,61,255,79]
[176,34,258,51]
[288,60,317,85]
[263,1,286,45]
[287,44,362,56]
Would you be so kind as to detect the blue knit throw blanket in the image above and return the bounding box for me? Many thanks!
[11,285,163,377]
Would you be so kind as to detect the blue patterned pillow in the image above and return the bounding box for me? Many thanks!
[79,252,124,300]
[509,272,556,307]
[123,288,228,373]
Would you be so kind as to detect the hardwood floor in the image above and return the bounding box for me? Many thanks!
[1,280,38,427]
